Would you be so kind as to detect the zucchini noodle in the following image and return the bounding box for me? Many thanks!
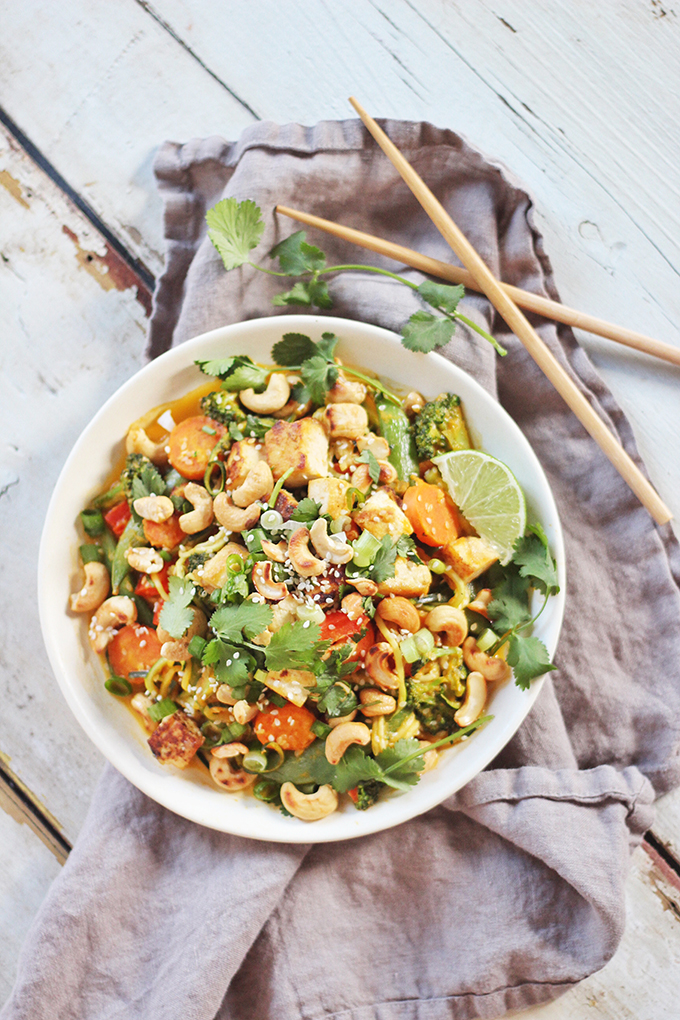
[145,657,170,698]
[174,529,231,578]
[374,613,407,709]
[149,571,169,601]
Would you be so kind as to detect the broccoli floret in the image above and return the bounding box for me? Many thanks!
[353,779,383,811]
[412,393,471,461]
[121,453,165,506]
[408,659,464,735]
[186,551,211,573]
[200,390,247,428]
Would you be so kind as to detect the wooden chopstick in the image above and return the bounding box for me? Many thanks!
[347,96,672,526]
[275,204,680,368]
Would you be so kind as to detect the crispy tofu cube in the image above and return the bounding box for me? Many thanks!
[264,419,329,486]
[445,536,498,583]
[321,403,369,439]
[274,488,299,521]
[353,488,413,540]
[308,476,351,519]
[225,439,263,489]
[148,711,204,768]
[377,557,432,597]
[193,542,247,593]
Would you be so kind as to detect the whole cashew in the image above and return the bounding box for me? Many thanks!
[365,643,400,691]
[232,461,274,508]
[125,425,169,466]
[454,670,487,727]
[349,461,397,493]
[463,637,511,682]
[359,689,397,718]
[327,710,358,728]
[209,755,257,792]
[326,372,367,404]
[233,700,259,725]
[261,538,287,562]
[309,518,353,565]
[89,595,137,653]
[340,592,364,620]
[179,483,214,534]
[356,432,390,459]
[426,605,468,648]
[133,494,175,522]
[213,492,261,532]
[280,782,338,821]
[325,721,371,764]
[468,589,493,617]
[376,596,420,634]
[126,547,164,574]
[70,561,110,612]
[240,373,290,413]
[252,561,288,601]
[287,528,326,577]
[347,576,379,597]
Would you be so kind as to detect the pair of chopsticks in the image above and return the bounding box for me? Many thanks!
[276,97,674,526]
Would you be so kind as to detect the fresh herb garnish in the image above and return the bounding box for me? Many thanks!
[205,200,504,357]
[157,576,196,639]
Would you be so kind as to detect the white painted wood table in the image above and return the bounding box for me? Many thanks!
[1,1,679,1015]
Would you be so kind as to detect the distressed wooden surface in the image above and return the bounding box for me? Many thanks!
[1,0,679,1014]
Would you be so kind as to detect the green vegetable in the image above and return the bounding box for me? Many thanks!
[111,516,146,592]
[121,453,165,506]
[80,508,104,537]
[79,543,103,565]
[352,779,383,811]
[412,393,471,462]
[374,398,419,482]
[253,779,281,803]
[147,699,179,722]
[290,498,323,524]
[271,332,401,405]
[351,529,382,568]
[368,535,398,584]
[92,480,124,510]
[158,576,197,640]
[105,676,132,697]
[200,389,247,428]
[265,620,323,672]
[407,661,461,735]
[195,355,268,393]
[205,197,264,270]
[210,601,273,644]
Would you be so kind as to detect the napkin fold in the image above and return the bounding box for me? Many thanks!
[6,119,680,1020]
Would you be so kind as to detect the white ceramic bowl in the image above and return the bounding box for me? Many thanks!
[39,315,565,842]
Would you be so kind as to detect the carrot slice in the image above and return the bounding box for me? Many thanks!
[402,479,463,550]
[143,514,186,550]
[253,703,316,751]
[167,415,226,480]
[108,624,163,680]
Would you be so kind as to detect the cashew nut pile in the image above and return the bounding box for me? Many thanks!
[70,337,555,820]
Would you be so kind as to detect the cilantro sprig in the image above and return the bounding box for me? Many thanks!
[205,199,505,357]
[487,525,560,690]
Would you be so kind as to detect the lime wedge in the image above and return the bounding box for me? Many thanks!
[434,450,526,565]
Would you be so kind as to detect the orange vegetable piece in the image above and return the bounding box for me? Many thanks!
[108,624,163,680]
[253,703,316,751]
[143,514,186,550]
[166,415,227,480]
[104,501,131,538]
[403,479,463,550]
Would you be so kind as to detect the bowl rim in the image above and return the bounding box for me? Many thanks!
[39,315,565,843]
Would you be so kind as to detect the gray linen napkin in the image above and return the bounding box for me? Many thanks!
[7,120,680,1020]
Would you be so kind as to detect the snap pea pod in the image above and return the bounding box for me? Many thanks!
[111,515,146,593]
[375,398,419,484]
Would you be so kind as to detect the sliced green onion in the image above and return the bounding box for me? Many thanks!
[79,543,103,565]
[268,467,294,510]
[105,676,132,697]
[188,635,207,659]
[330,515,350,534]
[476,628,499,653]
[352,529,382,568]
[253,779,280,802]
[226,553,245,573]
[399,635,419,663]
[295,602,325,624]
[261,508,284,531]
[80,509,104,537]
[345,487,366,510]
[158,549,173,562]
[147,698,178,722]
[203,461,226,496]
[242,749,269,773]
[311,719,332,739]
[428,558,447,574]
[202,425,217,435]
[413,628,435,658]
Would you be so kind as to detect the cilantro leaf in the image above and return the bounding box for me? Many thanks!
[369,535,398,584]
[317,682,358,718]
[513,529,560,596]
[270,231,326,274]
[202,638,254,686]
[359,448,380,484]
[417,280,465,314]
[195,355,268,392]
[206,198,264,270]
[210,601,273,643]
[332,745,385,793]
[401,311,456,353]
[130,462,165,501]
[507,634,556,690]
[376,738,425,790]
[488,571,531,632]
[271,332,318,366]
[158,576,196,639]
[268,740,337,787]
[301,355,339,404]
[290,498,322,523]
[311,644,357,694]
[265,620,323,672]
[317,332,339,360]
[395,534,422,563]
[271,278,333,309]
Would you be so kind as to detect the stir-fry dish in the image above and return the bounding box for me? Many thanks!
[70,331,558,821]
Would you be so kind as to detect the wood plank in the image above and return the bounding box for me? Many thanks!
[514,844,680,1019]
[0,123,153,841]
[0,0,255,275]
[651,786,680,863]
[0,813,62,1003]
